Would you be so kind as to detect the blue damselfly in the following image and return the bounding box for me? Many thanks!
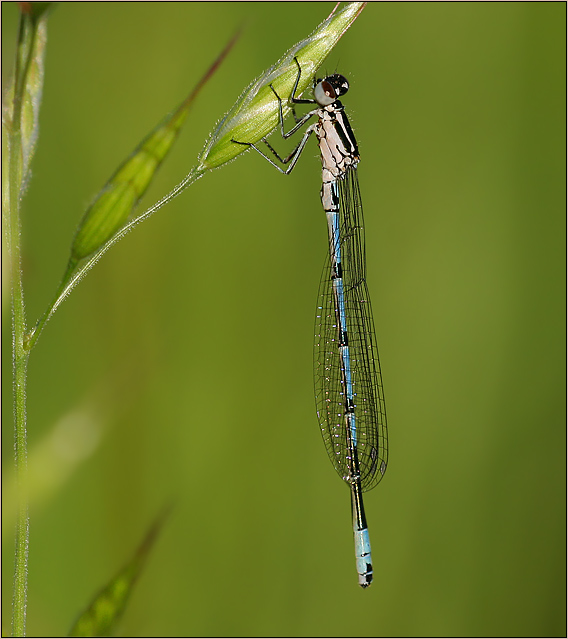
[233,58,388,588]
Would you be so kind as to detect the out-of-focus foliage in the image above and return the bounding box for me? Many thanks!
[1,3,565,637]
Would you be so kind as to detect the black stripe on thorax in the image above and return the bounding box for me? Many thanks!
[331,101,359,159]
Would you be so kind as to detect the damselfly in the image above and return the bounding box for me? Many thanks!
[233,58,388,588]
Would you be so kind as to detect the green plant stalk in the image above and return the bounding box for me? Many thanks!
[11,351,29,639]
[7,13,38,638]
[26,164,206,351]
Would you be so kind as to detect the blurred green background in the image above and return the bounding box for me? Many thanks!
[2,2,565,636]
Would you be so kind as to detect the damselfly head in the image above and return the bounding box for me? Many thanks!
[314,74,349,107]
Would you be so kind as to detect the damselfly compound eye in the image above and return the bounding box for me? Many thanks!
[314,79,338,106]
[314,74,349,106]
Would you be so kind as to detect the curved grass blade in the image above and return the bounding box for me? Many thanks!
[68,506,171,638]
[26,32,238,350]
[198,2,366,170]
[70,28,240,266]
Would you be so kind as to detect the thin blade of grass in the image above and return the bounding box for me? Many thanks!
[70,29,240,266]
[68,506,171,638]
[26,32,238,350]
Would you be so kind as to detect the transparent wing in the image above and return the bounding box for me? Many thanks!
[314,167,388,491]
